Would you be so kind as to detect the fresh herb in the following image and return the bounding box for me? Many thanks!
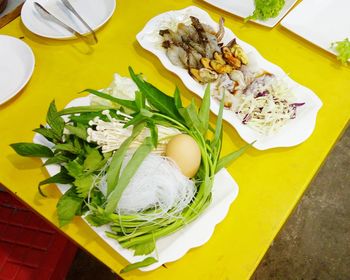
[10,143,54,158]
[245,0,285,22]
[332,38,350,65]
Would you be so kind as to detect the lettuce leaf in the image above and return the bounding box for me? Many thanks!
[332,38,350,65]
[245,0,285,22]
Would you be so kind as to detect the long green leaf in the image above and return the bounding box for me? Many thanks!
[106,123,146,195]
[83,89,138,111]
[128,67,182,121]
[215,142,254,172]
[135,90,145,110]
[173,86,183,109]
[120,257,158,273]
[178,100,202,132]
[198,84,211,136]
[147,120,158,148]
[10,143,54,158]
[105,137,154,214]
[211,91,225,150]
[57,105,114,116]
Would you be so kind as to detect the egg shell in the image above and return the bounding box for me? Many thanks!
[165,134,201,178]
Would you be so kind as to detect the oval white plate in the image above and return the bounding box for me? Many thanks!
[0,35,35,105]
[136,6,323,150]
[33,96,239,271]
[21,0,116,39]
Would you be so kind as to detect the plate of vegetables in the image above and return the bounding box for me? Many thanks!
[11,68,248,272]
[203,0,297,27]
[137,6,323,150]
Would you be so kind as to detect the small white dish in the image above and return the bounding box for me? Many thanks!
[136,6,323,150]
[33,96,239,271]
[21,0,116,39]
[203,0,298,28]
[0,35,35,105]
[281,0,350,57]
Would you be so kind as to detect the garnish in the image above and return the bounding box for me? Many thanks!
[245,0,285,22]
[331,38,350,65]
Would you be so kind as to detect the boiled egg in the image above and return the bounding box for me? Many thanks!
[165,134,201,178]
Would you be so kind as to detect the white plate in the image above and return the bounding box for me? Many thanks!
[33,96,239,271]
[21,0,116,39]
[203,0,297,28]
[0,35,35,105]
[281,0,350,57]
[136,6,323,150]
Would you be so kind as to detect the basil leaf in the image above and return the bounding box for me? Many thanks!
[129,67,182,121]
[10,143,54,158]
[43,154,70,166]
[120,257,158,273]
[56,187,84,227]
[38,168,74,197]
[106,123,146,195]
[105,137,154,214]
[58,105,114,116]
[82,89,138,111]
[65,124,88,140]
[198,84,211,136]
[46,100,65,139]
[55,143,80,154]
[33,126,57,142]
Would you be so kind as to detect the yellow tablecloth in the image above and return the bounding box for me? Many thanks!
[0,1,349,279]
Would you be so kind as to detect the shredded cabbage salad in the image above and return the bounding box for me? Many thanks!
[235,75,304,135]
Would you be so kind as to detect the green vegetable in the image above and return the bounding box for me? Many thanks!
[38,168,74,197]
[10,143,54,158]
[56,187,84,227]
[105,137,154,214]
[332,38,350,65]
[46,100,65,140]
[106,123,146,195]
[120,257,158,273]
[245,0,285,22]
[82,89,138,111]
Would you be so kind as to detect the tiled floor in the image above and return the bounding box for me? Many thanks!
[67,126,350,280]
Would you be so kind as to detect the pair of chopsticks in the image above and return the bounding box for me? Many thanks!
[34,1,98,44]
